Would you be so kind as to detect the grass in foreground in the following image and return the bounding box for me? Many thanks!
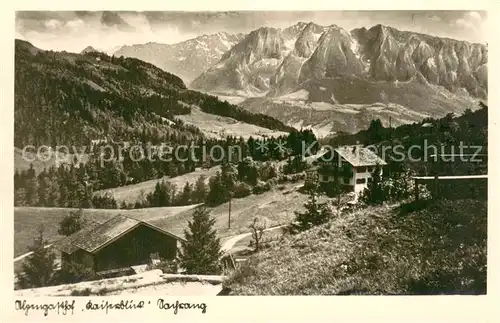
[225,199,487,295]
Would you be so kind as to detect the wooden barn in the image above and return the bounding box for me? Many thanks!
[55,214,186,275]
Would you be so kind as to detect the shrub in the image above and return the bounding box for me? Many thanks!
[58,209,85,236]
[252,181,271,195]
[57,261,97,285]
[224,258,259,286]
[258,162,278,181]
[70,288,92,296]
[148,259,178,274]
[286,190,333,234]
[233,182,252,198]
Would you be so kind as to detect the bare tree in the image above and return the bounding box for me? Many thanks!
[249,217,267,252]
[335,192,356,217]
[380,90,389,108]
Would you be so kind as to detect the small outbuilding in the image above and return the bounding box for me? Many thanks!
[55,214,186,275]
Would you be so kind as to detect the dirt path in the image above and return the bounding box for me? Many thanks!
[221,225,285,252]
[14,244,53,262]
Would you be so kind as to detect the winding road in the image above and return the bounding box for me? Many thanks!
[221,225,286,252]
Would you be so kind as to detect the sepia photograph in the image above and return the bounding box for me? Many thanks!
[12,9,487,298]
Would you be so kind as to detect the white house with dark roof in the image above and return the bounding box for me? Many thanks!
[317,145,387,193]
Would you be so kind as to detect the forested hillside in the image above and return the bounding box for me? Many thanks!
[324,101,488,177]
[14,39,293,148]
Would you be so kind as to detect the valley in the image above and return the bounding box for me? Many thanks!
[13,11,488,298]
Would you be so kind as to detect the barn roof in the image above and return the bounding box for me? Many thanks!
[57,221,102,254]
[55,214,186,255]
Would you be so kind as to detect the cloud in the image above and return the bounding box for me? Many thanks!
[429,15,441,22]
[451,11,486,43]
[15,10,488,53]
[44,19,63,30]
[101,11,135,31]
[65,19,84,30]
[452,11,484,31]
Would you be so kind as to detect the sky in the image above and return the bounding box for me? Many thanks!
[15,11,488,53]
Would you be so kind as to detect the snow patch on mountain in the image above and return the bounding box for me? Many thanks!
[114,32,244,83]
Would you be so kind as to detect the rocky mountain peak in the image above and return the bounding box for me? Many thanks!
[191,22,487,101]
[81,46,99,54]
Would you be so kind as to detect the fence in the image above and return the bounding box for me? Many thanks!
[413,175,487,201]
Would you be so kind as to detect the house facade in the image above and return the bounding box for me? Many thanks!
[317,145,387,193]
[56,214,185,275]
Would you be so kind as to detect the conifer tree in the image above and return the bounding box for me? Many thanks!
[178,182,193,205]
[26,177,39,206]
[287,189,332,234]
[58,209,85,236]
[14,188,28,206]
[17,226,57,289]
[178,207,223,274]
[361,164,385,205]
[193,175,207,204]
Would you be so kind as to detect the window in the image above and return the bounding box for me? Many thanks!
[356,178,366,184]
[368,167,374,172]
[358,166,366,173]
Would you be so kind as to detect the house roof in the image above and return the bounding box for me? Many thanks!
[55,214,186,255]
[333,145,387,167]
[57,221,102,254]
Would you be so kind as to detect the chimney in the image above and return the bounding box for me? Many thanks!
[352,146,356,153]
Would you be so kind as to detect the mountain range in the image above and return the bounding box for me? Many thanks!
[188,23,487,135]
[114,32,245,84]
[191,23,487,100]
[19,21,488,138]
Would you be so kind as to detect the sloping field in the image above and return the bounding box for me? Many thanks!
[15,183,309,257]
[176,107,288,139]
[148,183,313,239]
[94,166,221,204]
[225,199,487,295]
[14,205,198,257]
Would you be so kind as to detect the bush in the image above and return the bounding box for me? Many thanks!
[303,171,319,192]
[148,259,178,274]
[278,173,305,183]
[70,288,92,296]
[258,162,278,181]
[252,181,272,195]
[233,182,252,198]
[286,190,333,234]
[56,261,97,285]
[224,258,259,286]
[58,209,85,236]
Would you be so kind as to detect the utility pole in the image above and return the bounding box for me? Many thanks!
[228,193,232,229]
[430,152,440,200]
